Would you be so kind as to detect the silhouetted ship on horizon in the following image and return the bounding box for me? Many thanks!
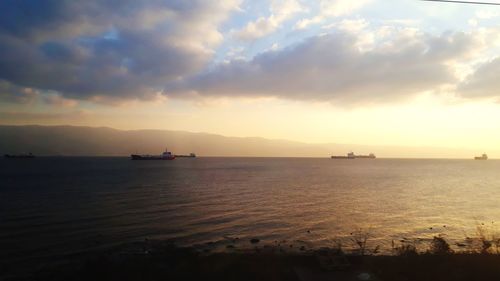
[131,148,175,160]
[331,152,376,159]
[474,153,488,160]
[175,153,196,158]
[4,153,35,159]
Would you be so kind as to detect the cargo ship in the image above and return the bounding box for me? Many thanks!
[331,152,376,159]
[131,148,175,160]
[4,153,35,159]
[474,153,488,160]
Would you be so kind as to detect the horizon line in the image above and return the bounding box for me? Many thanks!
[2,155,496,160]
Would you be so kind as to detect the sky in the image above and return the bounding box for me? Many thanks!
[2,0,500,151]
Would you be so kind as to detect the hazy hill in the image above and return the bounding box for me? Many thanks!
[0,125,492,158]
[0,125,330,157]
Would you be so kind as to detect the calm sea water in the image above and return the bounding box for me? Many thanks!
[2,157,500,264]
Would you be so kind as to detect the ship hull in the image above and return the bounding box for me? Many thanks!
[474,154,488,160]
[331,155,375,159]
[4,154,35,159]
[331,156,354,159]
[131,154,175,160]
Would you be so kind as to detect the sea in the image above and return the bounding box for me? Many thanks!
[2,157,500,268]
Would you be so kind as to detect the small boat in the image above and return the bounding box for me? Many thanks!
[4,153,35,159]
[474,153,488,160]
[131,148,175,160]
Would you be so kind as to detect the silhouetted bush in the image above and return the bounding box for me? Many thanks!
[474,223,500,254]
[393,241,418,256]
[349,228,380,256]
[429,236,452,255]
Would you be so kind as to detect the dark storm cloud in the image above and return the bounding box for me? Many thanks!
[0,0,238,102]
[166,31,476,104]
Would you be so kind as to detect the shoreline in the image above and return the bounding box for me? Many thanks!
[5,238,500,281]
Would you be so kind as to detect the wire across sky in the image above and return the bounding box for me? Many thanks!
[420,0,500,5]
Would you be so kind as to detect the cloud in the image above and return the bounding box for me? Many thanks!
[458,57,500,100]
[326,18,369,33]
[295,0,372,30]
[0,80,39,104]
[0,79,79,107]
[42,94,78,108]
[1,0,496,107]
[233,0,303,41]
[451,26,500,101]
[166,30,479,104]
[0,0,240,103]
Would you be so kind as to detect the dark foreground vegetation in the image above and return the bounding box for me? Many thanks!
[5,238,500,281]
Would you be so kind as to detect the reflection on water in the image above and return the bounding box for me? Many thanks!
[1,157,500,262]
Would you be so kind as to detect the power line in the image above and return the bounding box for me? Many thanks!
[420,0,500,5]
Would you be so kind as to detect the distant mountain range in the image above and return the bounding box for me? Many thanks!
[0,125,492,158]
